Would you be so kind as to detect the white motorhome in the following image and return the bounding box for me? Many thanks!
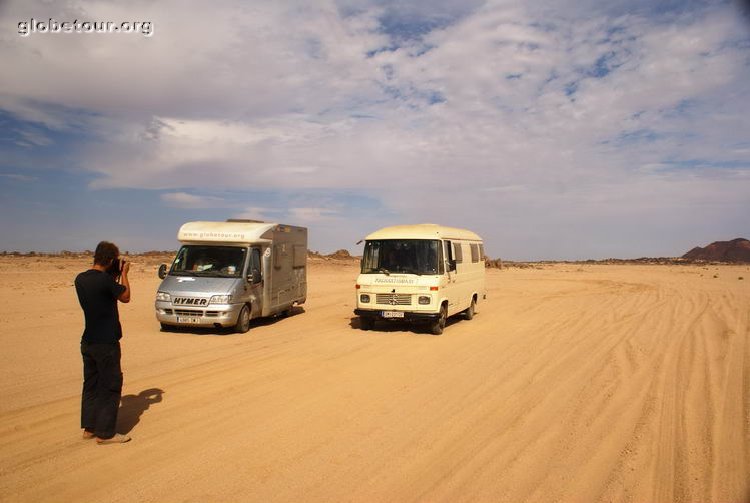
[155,220,307,333]
[354,224,486,335]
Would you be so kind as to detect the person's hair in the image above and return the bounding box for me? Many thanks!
[93,241,120,266]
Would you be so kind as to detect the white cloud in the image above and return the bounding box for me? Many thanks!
[288,207,339,222]
[14,128,53,147]
[232,207,277,222]
[160,192,227,208]
[0,173,38,182]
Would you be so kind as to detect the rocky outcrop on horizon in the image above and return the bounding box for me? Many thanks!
[307,249,360,261]
[682,238,750,263]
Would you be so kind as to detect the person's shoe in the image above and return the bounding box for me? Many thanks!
[96,434,131,444]
[82,430,96,439]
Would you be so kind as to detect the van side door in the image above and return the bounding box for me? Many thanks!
[443,240,458,311]
[247,247,263,317]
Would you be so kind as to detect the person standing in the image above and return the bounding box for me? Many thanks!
[74,241,131,444]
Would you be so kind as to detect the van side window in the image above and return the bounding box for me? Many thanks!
[470,243,480,263]
[250,248,262,284]
[479,244,484,262]
[437,241,445,275]
[454,242,463,263]
[444,240,456,272]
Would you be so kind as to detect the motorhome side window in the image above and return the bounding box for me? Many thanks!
[250,247,262,284]
[273,245,281,269]
[361,239,441,275]
[170,245,246,278]
[293,245,306,268]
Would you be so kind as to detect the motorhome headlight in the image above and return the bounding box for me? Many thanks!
[418,295,431,305]
[156,291,171,302]
[209,294,232,304]
[359,294,370,303]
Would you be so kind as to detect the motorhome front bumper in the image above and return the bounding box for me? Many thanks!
[354,309,440,322]
[155,301,243,327]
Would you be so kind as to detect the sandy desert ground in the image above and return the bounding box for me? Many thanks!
[0,256,748,502]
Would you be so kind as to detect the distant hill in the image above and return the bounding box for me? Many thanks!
[682,238,750,263]
[307,249,360,262]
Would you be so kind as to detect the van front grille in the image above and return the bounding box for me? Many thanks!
[174,309,204,316]
[375,293,412,306]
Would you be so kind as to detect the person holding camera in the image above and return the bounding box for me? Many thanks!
[74,241,131,444]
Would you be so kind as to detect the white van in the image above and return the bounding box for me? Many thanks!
[354,224,486,335]
[155,220,307,333]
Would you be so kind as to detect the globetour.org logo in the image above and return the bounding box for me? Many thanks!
[18,18,154,37]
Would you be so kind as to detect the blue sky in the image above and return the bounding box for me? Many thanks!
[1,0,749,260]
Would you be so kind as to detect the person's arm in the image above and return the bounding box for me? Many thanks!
[118,260,131,303]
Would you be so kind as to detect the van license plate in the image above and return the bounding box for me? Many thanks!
[177,316,201,324]
[382,311,404,318]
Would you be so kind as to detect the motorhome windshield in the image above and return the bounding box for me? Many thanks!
[170,245,247,278]
[361,239,442,275]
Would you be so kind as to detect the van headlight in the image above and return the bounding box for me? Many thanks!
[156,291,171,302]
[210,294,232,304]
[418,295,431,305]
[360,294,370,303]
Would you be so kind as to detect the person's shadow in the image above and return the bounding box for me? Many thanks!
[117,388,164,434]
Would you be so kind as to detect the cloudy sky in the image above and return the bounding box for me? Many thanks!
[1,0,749,260]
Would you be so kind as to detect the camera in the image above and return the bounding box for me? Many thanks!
[107,258,125,278]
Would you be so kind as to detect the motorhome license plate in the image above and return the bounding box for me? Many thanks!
[382,311,404,318]
[177,316,201,324]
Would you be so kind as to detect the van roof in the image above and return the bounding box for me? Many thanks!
[178,221,280,244]
[365,224,483,242]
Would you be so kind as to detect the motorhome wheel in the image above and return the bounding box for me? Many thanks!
[235,305,251,333]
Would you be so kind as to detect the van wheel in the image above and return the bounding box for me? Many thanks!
[430,306,447,335]
[235,305,251,333]
[464,298,476,320]
[160,323,172,332]
[360,317,375,331]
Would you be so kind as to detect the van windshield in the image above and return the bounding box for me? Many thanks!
[170,245,247,278]
[361,239,442,275]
